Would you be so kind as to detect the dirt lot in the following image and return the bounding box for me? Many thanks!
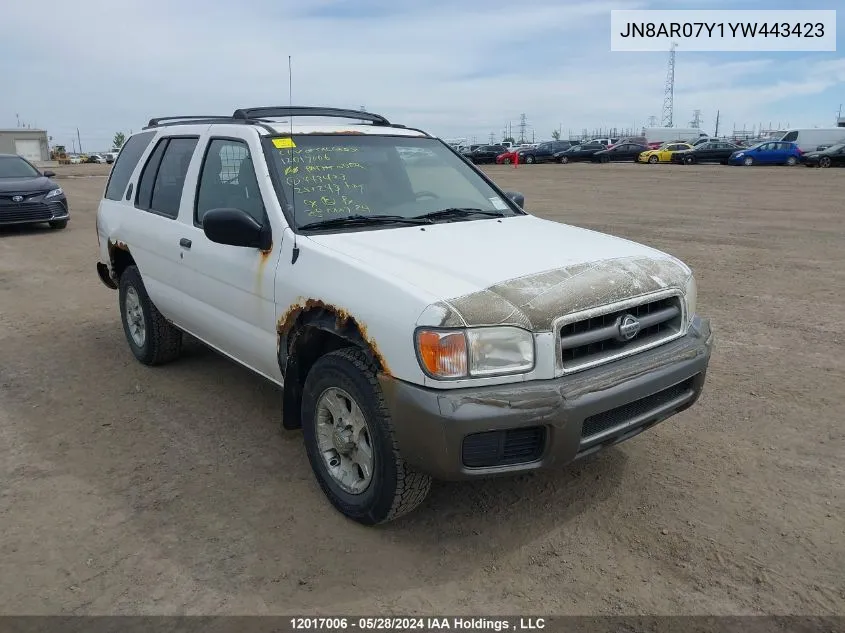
[1,162,842,616]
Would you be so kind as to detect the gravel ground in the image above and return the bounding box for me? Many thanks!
[1,161,842,616]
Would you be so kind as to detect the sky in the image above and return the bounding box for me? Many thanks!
[2,0,843,150]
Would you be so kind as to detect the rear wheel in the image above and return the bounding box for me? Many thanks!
[785,156,798,166]
[503,157,511,164]
[118,265,183,365]
[301,348,432,525]
[524,155,535,164]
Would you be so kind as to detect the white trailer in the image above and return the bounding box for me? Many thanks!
[642,127,709,145]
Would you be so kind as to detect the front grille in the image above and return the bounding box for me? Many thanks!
[462,426,545,468]
[580,377,695,445]
[559,294,683,372]
[0,200,65,224]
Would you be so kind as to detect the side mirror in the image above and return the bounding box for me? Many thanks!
[504,191,525,208]
[42,170,56,178]
[202,207,271,250]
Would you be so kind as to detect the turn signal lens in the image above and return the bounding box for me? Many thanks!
[416,330,468,378]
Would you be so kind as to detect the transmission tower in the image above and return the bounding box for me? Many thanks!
[647,115,658,127]
[518,113,527,143]
[690,109,702,128]
[489,132,495,144]
[661,42,677,127]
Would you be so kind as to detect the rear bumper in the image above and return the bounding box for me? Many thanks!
[380,315,713,481]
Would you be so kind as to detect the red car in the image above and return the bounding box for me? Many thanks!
[496,150,519,164]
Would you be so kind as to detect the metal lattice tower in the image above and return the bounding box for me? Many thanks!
[690,109,702,128]
[661,42,677,127]
[519,113,527,143]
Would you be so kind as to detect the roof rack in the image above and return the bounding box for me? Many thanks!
[231,106,391,126]
[143,106,432,137]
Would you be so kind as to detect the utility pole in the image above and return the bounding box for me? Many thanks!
[661,42,677,127]
[714,110,720,137]
[77,128,83,154]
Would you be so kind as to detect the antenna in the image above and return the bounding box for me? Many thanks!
[288,55,300,265]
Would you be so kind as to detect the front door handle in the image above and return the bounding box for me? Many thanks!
[179,238,192,249]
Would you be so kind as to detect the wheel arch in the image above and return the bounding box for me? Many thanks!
[277,299,391,430]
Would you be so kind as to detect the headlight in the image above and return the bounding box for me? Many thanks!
[684,274,697,324]
[735,152,744,158]
[415,326,535,379]
[45,188,63,199]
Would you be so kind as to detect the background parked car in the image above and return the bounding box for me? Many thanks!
[727,141,802,166]
[671,141,742,165]
[467,144,508,164]
[592,143,649,163]
[637,142,693,164]
[586,137,619,147]
[555,143,605,164]
[517,140,573,164]
[0,153,70,229]
[496,149,518,164]
[800,143,845,168]
[85,154,107,164]
[460,144,483,157]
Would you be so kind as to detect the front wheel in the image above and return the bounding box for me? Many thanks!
[684,155,696,165]
[743,156,754,166]
[118,265,183,365]
[503,157,511,164]
[560,156,569,164]
[524,155,535,164]
[301,348,432,525]
[648,155,659,164]
[819,156,831,168]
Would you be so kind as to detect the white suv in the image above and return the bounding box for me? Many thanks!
[95,106,713,524]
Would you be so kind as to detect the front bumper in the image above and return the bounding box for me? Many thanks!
[0,197,69,226]
[380,315,713,481]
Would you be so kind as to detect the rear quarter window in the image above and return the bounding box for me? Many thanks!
[104,131,156,201]
[782,131,798,142]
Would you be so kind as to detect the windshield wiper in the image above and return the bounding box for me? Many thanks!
[298,214,432,231]
[412,207,505,221]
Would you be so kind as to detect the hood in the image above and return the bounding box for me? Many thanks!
[307,215,691,331]
[0,176,58,193]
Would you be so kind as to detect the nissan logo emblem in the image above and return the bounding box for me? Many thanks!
[12,195,24,203]
[618,314,641,341]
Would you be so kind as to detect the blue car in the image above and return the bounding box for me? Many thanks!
[727,141,802,166]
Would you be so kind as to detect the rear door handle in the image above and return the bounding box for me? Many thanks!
[179,238,192,249]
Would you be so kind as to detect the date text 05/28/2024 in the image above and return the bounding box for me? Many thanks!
[289,617,547,631]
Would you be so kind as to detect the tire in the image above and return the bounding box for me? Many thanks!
[49,219,68,229]
[560,156,569,164]
[786,156,797,166]
[118,265,183,366]
[819,156,831,168]
[684,155,696,165]
[648,155,659,164]
[503,158,511,164]
[524,155,535,164]
[743,157,754,166]
[301,348,432,525]
[600,155,609,163]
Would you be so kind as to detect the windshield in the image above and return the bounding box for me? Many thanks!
[265,134,521,229]
[0,155,40,178]
[823,143,845,152]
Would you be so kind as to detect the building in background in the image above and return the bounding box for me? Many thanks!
[0,128,50,162]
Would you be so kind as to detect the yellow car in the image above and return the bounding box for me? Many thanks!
[637,142,694,164]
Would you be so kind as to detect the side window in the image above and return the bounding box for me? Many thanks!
[195,139,265,226]
[782,131,798,142]
[136,137,198,218]
[104,131,155,201]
